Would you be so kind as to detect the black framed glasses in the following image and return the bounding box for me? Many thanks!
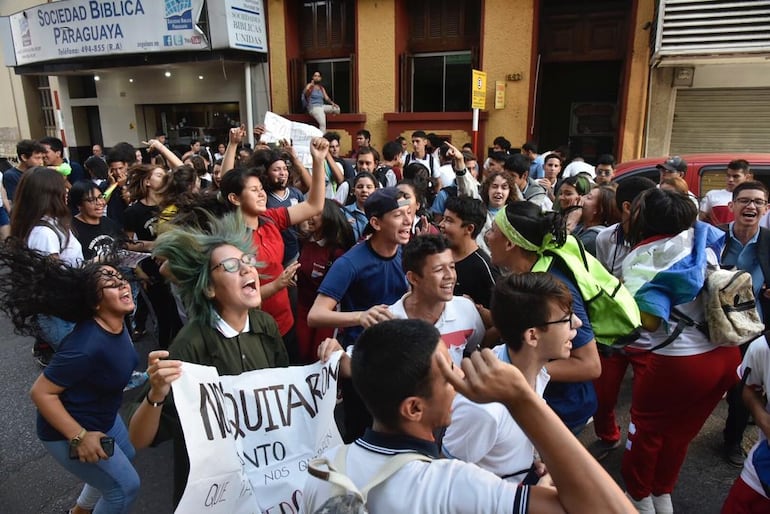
[83,194,107,203]
[540,312,574,329]
[210,253,258,273]
[734,198,768,207]
[595,170,613,177]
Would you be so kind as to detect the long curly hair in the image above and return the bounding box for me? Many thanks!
[152,211,260,328]
[0,239,118,336]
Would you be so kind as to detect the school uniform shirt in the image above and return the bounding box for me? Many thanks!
[303,429,531,514]
[388,294,485,366]
[738,336,770,500]
[28,216,83,266]
[266,187,305,265]
[443,344,550,482]
[700,188,734,225]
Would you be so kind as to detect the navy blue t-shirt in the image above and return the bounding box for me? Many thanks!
[267,187,305,265]
[38,319,138,441]
[542,264,598,430]
[317,241,408,346]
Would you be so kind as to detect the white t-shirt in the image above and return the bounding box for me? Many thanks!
[27,217,83,266]
[438,163,456,191]
[443,345,550,482]
[303,441,529,514]
[388,294,485,366]
[739,335,770,499]
[406,153,441,179]
[700,188,733,225]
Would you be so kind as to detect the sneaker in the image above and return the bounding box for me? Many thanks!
[588,438,622,461]
[124,371,149,391]
[724,442,747,467]
[625,493,655,513]
[32,340,54,367]
[652,493,674,514]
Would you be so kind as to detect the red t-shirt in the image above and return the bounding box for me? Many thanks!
[254,207,293,335]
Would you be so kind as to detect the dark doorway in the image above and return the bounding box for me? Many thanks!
[537,61,621,162]
[535,0,630,163]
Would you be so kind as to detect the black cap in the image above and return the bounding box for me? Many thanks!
[656,156,687,174]
[362,187,410,236]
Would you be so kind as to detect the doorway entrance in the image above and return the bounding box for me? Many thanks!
[535,0,630,163]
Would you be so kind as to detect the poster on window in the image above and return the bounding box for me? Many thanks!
[569,102,617,137]
[172,352,343,514]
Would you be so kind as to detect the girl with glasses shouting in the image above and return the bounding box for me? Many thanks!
[128,212,289,507]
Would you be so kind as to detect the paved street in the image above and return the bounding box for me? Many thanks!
[0,309,753,513]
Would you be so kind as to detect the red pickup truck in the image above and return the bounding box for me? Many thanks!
[613,153,770,198]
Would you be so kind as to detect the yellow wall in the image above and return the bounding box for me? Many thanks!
[267,0,290,115]
[356,0,396,148]
[481,0,535,150]
[620,0,654,162]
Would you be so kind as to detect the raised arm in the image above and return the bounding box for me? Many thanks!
[221,125,247,179]
[286,137,328,225]
[144,139,183,169]
[439,349,633,513]
[283,142,313,193]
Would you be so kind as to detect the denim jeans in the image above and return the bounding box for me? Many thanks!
[42,416,139,514]
[36,314,75,350]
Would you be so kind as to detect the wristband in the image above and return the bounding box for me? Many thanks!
[454,168,467,176]
[145,392,165,408]
[70,427,87,447]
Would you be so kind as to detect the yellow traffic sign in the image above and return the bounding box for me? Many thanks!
[471,69,487,110]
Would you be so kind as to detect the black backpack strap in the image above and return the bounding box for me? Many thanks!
[648,307,708,352]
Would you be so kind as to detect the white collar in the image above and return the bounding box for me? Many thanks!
[214,312,250,338]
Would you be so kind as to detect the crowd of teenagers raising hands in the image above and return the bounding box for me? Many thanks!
[0,126,767,513]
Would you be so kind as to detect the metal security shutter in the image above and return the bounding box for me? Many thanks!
[670,88,770,153]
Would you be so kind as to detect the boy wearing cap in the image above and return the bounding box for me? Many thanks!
[308,186,412,441]
[656,156,699,207]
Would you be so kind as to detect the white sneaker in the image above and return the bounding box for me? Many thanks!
[652,493,673,513]
[626,492,655,513]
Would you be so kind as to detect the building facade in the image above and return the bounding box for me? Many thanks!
[5,0,766,168]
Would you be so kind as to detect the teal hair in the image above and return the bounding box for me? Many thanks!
[152,211,258,328]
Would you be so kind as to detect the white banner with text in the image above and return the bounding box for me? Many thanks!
[172,352,343,514]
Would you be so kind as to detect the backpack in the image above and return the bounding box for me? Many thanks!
[531,235,642,348]
[703,267,764,346]
[308,445,432,513]
[372,165,391,188]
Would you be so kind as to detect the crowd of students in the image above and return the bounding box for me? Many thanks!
[0,127,768,513]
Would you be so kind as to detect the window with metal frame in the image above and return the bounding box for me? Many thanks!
[411,52,472,112]
[401,0,480,113]
[293,0,355,113]
[304,60,352,114]
[38,76,57,138]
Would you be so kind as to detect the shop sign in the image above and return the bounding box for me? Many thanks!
[207,0,268,53]
[3,0,208,66]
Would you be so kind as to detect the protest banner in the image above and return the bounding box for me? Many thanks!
[261,112,323,169]
[172,352,343,514]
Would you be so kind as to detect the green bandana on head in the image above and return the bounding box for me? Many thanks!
[493,207,554,254]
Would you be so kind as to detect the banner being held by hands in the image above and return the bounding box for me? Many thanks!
[172,352,343,514]
[261,112,323,169]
